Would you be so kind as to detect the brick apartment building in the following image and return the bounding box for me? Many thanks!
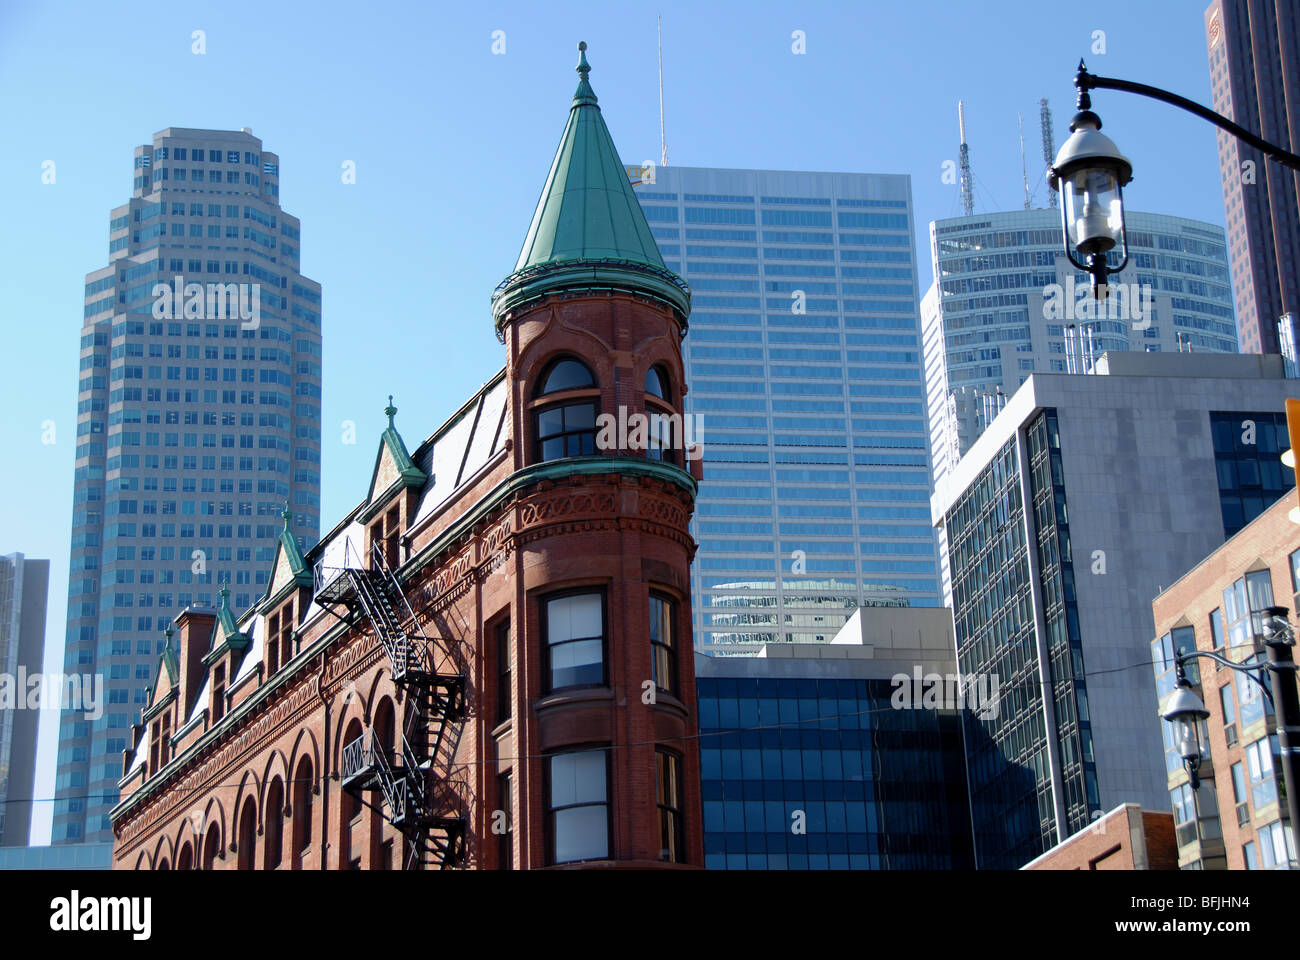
[110,42,705,870]
[1022,803,1177,871]
[1152,490,1300,870]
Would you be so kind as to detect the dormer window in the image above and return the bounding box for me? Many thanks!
[370,506,401,572]
[278,601,294,667]
[266,601,295,676]
[267,611,282,675]
[149,721,160,776]
[211,664,226,722]
[533,357,598,463]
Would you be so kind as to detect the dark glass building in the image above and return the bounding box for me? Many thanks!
[1204,0,1300,355]
[1210,411,1292,536]
[694,610,974,870]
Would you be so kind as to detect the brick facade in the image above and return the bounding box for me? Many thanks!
[111,281,705,869]
[1023,804,1177,870]
[1151,490,1300,869]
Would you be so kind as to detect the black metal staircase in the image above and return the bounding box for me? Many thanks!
[317,540,466,869]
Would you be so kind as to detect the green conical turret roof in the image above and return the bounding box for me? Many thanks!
[493,42,689,330]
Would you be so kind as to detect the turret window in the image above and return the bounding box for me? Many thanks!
[539,358,595,394]
[649,593,678,695]
[645,365,677,464]
[534,357,599,463]
[542,590,605,691]
[645,366,667,399]
[545,748,610,864]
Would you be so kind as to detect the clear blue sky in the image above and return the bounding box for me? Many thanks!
[0,0,1226,844]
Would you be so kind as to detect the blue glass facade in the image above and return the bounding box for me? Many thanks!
[1209,412,1294,536]
[697,673,973,869]
[56,129,322,844]
[632,167,940,654]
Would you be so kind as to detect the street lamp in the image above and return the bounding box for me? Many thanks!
[1163,605,1300,865]
[1048,75,1132,301]
[1161,675,1209,788]
[1050,59,1300,302]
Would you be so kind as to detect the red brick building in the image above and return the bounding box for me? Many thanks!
[110,42,705,870]
[1022,803,1177,871]
[1151,491,1300,869]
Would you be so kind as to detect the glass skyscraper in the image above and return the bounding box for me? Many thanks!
[630,166,939,655]
[56,128,322,844]
[922,209,1237,487]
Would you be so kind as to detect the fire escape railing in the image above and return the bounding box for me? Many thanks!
[315,538,466,869]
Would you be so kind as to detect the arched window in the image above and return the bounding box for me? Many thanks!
[202,823,221,870]
[372,701,397,870]
[644,365,677,464]
[292,756,313,868]
[156,858,170,871]
[264,778,284,870]
[536,358,595,396]
[237,797,257,870]
[533,357,598,463]
[176,843,193,871]
[644,366,668,399]
[340,719,364,869]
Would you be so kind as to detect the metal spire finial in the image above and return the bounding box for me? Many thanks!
[573,41,598,106]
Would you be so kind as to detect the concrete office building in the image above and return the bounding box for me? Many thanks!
[922,209,1237,485]
[1152,491,1300,870]
[57,128,322,845]
[930,351,1296,868]
[694,606,973,869]
[631,167,940,654]
[1204,0,1300,355]
[0,554,49,846]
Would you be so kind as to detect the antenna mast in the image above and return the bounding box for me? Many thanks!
[658,14,668,167]
[958,100,974,216]
[1039,98,1056,209]
[1019,112,1031,210]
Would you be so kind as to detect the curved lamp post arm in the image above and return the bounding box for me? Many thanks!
[1175,649,1276,705]
[1075,60,1300,172]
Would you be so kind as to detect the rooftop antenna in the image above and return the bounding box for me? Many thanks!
[658,14,668,167]
[958,100,974,216]
[1019,112,1031,210]
[1039,98,1056,209]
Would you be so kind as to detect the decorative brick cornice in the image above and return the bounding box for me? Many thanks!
[114,665,325,851]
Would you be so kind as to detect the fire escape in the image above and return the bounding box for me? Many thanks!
[314,540,466,869]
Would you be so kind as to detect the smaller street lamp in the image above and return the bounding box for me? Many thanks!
[1161,672,1210,788]
[1048,61,1133,301]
